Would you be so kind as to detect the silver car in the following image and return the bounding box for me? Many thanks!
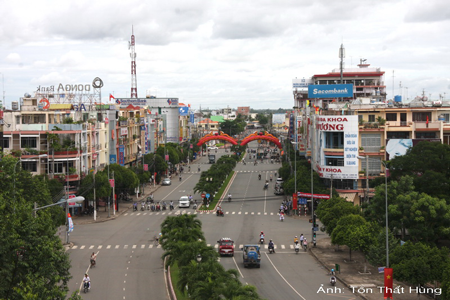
[162,178,171,186]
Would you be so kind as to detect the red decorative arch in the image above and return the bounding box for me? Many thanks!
[240,131,282,149]
[197,132,238,146]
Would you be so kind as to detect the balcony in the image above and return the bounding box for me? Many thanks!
[414,121,441,131]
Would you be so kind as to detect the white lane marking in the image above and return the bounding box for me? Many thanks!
[115,245,120,249]
[141,245,145,249]
[232,212,235,214]
[149,245,153,249]
[80,245,85,249]
[232,256,244,279]
[124,245,128,249]
[98,245,102,249]
[238,212,242,215]
[132,245,136,249]
[264,252,306,300]
[72,245,78,249]
[245,212,248,215]
[107,245,111,249]
[214,244,218,249]
[89,245,94,249]
[251,212,254,215]
[264,212,267,215]
[281,245,285,249]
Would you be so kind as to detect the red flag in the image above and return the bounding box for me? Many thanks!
[426,115,429,124]
[109,94,115,102]
[292,193,298,210]
[384,268,393,299]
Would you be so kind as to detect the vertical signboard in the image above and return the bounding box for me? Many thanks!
[288,113,295,139]
[118,145,125,166]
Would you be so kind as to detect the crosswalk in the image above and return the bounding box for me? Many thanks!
[123,211,282,216]
[183,170,278,174]
[69,243,303,251]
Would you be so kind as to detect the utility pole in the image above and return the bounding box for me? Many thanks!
[112,171,115,215]
[93,167,96,221]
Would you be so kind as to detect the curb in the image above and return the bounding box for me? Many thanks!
[309,246,370,300]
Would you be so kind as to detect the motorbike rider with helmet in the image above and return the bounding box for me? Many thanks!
[268,239,275,253]
[83,274,91,290]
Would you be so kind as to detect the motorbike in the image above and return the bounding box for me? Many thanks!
[193,203,197,209]
[151,204,156,211]
[90,259,96,267]
[156,204,161,211]
[228,196,232,202]
[169,204,174,210]
[260,237,264,244]
[254,161,257,166]
[263,183,269,190]
[280,214,285,222]
[141,204,145,211]
[270,177,272,182]
[147,203,151,210]
[198,167,201,172]
[243,161,246,165]
[162,204,167,210]
[303,243,308,252]
[330,276,336,286]
[268,246,274,254]
[216,210,224,217]
[133,204,138,212]
[258,175,261,180]
[294,243,300,254]
[313,237,317,247]
[179,176,182,181]
[83,282,90,293]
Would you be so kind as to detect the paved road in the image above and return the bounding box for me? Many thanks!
[66,142,356,299]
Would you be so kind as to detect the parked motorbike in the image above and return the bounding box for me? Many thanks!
[280,214,285,222]
[162,203,167,210]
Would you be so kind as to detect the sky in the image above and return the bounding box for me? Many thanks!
[1,0,450,110]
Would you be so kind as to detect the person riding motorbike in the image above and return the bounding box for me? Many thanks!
[258,173,261,180]
[188,166,191,172]
[330,268,335,276]
[83,274,91,290]
[280,211,285,221]
[198,166,201,172]
[260,231,265,239]
[216,206,223,216]
[268,239,275,253]
[303,238,308,251]
[228,193,232,202]
[300,234,304,246]
[294,236,299,245]
[179,175,182,181]
[133,202,138,211]
[270,175,273,182]
[90,252,96,266]
[330,275,336,285]
[169,201,174,210]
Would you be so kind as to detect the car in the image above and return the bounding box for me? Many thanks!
[217,238,235,257]
[208,146,218,150]
[179,196,190,208]
[162,178,171,186]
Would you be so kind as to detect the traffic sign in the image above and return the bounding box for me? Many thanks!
[206,193,210,199]
[201,193,206,198]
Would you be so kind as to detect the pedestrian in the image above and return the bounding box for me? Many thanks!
[300,234,304,246]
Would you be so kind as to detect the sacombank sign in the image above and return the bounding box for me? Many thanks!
[308,84,353,98]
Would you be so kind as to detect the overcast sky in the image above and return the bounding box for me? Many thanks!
[1,0,449,110]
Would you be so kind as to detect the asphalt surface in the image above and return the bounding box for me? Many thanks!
[64,142,436,300]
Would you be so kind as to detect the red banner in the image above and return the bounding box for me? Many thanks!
[384,268,393,299]
[109,179,115,188]
[292,193,298,210]
[144,164,148,171]
[298,192,330,199]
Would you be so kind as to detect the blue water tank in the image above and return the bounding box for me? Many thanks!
[394,95,402,102]
[438,115,445,121]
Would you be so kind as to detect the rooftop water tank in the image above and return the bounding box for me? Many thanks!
[394,95,402,102]
[12,101,19,110]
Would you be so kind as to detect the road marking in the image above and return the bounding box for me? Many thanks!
[214,244,218,249]
[132,245,136,249]
[257,212,261,215]
[251,212,254,215]
[225,211,229,214]
[141,245,145,249]
[137,213,141,216]
[245,212,248,215]
[239,244,243,249]
[80,245,85,249]
[72,245,78,249]
[264,212,267,215]
[232,256,244,278]
[238,211,242,214]
[98,245,102,249]
[124,213,129,216]
[232,212,235,214]
[107,245,111,249]
[124,245,128,249]
[207,244,211,247]
[281,245,285,249]
[265,253,306,300]
[115,245,120,249]
[89,245,94,249]
[149,245,153,249]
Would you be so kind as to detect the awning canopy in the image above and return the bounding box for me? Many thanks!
[338,192,357,202]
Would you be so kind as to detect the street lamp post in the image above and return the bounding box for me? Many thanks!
[33,196,85,244]
[358,156,389,268]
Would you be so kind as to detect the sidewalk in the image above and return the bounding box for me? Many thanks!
[71,183,162,226]
[310,237,435,300]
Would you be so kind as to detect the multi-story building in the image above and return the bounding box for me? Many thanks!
[296,61,450,205]
[237,106,250,117]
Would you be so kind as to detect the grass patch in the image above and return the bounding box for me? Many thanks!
[170,262,190,300]
[200,170,235,210]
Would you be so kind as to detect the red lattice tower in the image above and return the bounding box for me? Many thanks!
[130,26,138,98]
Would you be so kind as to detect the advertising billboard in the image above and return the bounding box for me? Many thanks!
[316,115,359,179]
[293,78,313,88]
[385,139,441,160]
[308,84,354,99]
[272,113,285,124]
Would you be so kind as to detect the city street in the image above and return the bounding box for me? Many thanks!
[66,142,355,299]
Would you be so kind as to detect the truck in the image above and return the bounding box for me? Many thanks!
[208,154,216,164]
[217,238,234,257]
[242,244,261,268]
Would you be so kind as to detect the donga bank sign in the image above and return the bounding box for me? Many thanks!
[308,84,353,98]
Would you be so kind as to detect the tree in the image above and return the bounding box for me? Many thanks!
[331,214,373,260]
[316,197,361,235]
[390,242,449,287]
[366,229,400,267]
[389,141,450,201]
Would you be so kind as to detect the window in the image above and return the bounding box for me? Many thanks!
[16,116,20,124]
[386,113,397,121]
[387,132,410,139]
[368,115,375,122]
[416,132,437,139]
[412,112,431,122]
[441,114,450,123]
[358,115,363,123]
[21,137,37,148]
[49,162,64,174]
[326,157,344,166]
[22,161,37,172]
[361,134,381,152]
[2,138,10,149]
[325,132,344,149]
[360,157,382,176]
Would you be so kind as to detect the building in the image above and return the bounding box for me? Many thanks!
[237,106,250,116]
[295,60,450,205]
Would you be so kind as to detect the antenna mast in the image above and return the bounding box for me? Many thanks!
[130,26,138,98]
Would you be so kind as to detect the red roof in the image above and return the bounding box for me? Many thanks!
[313,72,384,78]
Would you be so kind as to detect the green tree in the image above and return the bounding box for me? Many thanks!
[366,229,400,267]
[389,141,450,201]
[331,214,370,260]
[390,242,449,286]
[316,197,361,235]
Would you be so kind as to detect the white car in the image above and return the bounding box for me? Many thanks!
[178,196,190,208]
[208,146,218,150]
